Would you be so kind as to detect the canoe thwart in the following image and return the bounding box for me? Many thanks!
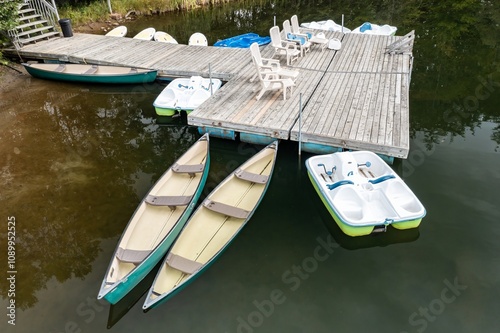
[172,162,204,177]
[234,168,269,184]
[85,65,98,74]
[55,64,66,72]
[145,194,192,209]
[202,199,250,219]
[166,252,203,274]
[116,247,151,264]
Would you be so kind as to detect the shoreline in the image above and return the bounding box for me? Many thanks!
[0,63,28,93]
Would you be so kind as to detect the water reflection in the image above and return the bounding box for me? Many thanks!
[0,77,198,310]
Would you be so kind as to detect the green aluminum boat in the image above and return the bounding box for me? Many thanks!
[22,63,157,84]
[97,134,210,304]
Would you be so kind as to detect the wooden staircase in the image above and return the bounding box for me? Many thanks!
[8,0,61,49]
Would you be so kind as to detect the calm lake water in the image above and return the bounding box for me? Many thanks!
[1,0,499,332]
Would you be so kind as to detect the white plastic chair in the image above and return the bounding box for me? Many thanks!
[269,26,301,66]
[250,43,295,101]
[291,15,315,37]
[255,72,295,101]
[283,20,311,57]
[249,43,299,83]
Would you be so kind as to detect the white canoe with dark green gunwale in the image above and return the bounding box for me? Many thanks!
[143,141,278,310]
[97,134,210,304]
[22,63,157,84]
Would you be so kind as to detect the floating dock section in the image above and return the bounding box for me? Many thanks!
[10,30,414,158]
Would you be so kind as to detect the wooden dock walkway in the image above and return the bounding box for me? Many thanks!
[11,30,414,158]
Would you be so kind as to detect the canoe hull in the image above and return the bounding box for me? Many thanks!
[23,63,157,84]
[306,151,425,237]
[98,134,210,304]
[100,206,202,304]
[142,239,229,309]
[143,141,278,309]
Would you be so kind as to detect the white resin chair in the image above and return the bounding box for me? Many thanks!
[255,72,295,101]
[249,42,299,83]
[283,19,311,57]
[250,43,295,101]
[269,26,301,66]
[291,15,315,38]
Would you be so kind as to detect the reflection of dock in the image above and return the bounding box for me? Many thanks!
[11,31,414,158]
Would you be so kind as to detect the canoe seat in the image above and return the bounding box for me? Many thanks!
[84,65,98,74]
[54,64,66,72]
[203,199,249,219]
[116,247,151,264]
[145,194,192,210]
[172,162,204,177]
[166,252,203,274]
[235,168,268,184]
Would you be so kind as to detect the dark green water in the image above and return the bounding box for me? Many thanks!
[1,0,499,332]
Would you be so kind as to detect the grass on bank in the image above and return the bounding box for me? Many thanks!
[59,0,228,26]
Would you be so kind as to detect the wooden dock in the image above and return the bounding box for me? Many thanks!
[11,30,414,158]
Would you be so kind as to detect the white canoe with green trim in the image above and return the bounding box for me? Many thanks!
[306,151,425,237]
[143,141,278,310]
[97,134,210,304]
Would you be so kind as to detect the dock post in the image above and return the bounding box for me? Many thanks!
[298,93,303,156]
[209,63,213,95]
[342,14,344,33]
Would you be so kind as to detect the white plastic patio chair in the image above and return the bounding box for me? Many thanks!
[291,15,315,38]
[269,26,300,66]
[283,20,311,57]
[250,43,295,100]
[255,72,295,101]
[249,43,299,83]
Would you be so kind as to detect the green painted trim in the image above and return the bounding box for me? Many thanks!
[155,107,177,116]
[392,218,422,230]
